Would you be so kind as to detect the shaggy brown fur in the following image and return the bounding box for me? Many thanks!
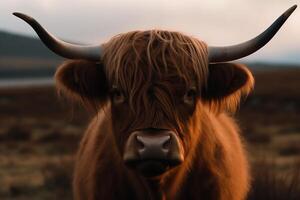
[55,30,254,200]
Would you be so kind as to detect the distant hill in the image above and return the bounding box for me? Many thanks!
[0,30,60,60]
[0,30,62,78]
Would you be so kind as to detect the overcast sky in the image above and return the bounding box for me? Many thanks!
[0,0,299,63]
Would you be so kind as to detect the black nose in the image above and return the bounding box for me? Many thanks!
[136,134,171,158]
[123,129,184,177]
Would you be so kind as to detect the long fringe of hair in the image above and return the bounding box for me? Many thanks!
[102,30,208,97]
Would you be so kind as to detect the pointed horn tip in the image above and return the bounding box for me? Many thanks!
[291,4,297,10]
[13,12,31,21]
[13,12,24,18]
[284,5,297,17]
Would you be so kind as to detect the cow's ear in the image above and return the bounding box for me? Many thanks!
[202,63,254,112]
[55,60,108,106]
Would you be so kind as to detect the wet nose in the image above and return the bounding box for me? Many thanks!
[123,129,184,177]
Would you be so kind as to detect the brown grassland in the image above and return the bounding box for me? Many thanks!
[0,67,299,199]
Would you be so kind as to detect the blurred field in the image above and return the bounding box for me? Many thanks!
[0,67,300,199]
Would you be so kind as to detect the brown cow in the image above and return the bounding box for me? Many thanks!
[14,5,296,200]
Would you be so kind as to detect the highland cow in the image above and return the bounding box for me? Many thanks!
[14,5,296,200]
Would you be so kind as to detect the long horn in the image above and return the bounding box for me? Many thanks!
[208,5,297,63]
[13,12,102,61]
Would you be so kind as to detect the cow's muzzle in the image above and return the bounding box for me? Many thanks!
[123,128,184,177]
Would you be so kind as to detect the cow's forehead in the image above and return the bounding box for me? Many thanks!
[102,30,209,91]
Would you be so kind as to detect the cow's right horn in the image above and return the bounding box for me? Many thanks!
[208,5,297,63]
[13,12,102,61]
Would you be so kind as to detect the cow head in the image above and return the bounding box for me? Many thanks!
[14,5,296,178]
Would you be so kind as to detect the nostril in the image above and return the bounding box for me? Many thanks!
[162,135,171,153]
[136,135,145,151]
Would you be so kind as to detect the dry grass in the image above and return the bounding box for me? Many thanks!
[248,159,300,200]
[0,125,32,141]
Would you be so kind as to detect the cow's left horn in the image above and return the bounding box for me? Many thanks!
[13,12,102,61]
[208,5,297,63]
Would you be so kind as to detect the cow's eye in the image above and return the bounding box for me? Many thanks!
[111,88,125,104]
[183,88,197,105]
